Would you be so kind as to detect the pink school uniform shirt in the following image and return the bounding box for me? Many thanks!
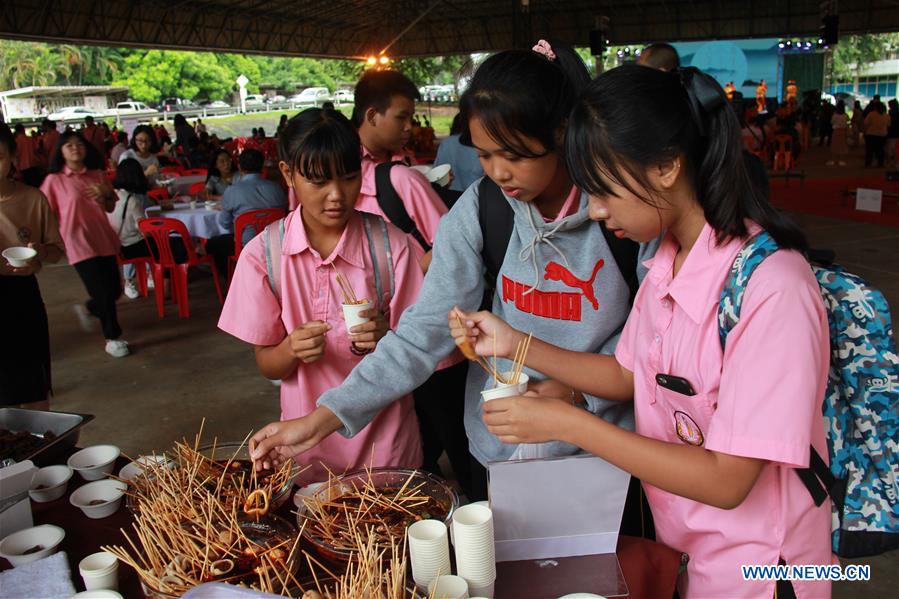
[40,166,121,264]
[356,145,447,246]
[616,222,833,599]
[219,209,425,485]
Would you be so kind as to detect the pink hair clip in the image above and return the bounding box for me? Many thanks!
[532,39,556,61]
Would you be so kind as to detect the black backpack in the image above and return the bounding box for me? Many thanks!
[476,177,640,310]
[374,161,463,251]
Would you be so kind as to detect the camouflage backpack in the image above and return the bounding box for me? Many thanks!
[718,231,899,558]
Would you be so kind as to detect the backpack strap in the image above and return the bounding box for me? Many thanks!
[374,161,432,252]
[477,177,514,311]
[262,218,286,304]
[717,231,840,509]
[361,212,394,313]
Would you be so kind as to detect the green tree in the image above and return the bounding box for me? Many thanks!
[393,55,469,87]
[831,33,899,83]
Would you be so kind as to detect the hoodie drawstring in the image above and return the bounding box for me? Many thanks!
[518,204,571,296]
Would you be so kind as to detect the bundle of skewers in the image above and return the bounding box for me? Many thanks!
[301,530,425,599]
[454,312,533,387]
[333,264,367,305]
[104,424,304,596]
[301,468,450,559]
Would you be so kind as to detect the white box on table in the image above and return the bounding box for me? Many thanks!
[0,460,37,539]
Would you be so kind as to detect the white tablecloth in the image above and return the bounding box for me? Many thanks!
[157,175,207,196]
[145,202,229,238]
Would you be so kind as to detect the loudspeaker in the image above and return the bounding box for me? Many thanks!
[822,14,839,45]
[589,30,606,56]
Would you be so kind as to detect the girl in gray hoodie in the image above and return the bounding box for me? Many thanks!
[250,42,656,502]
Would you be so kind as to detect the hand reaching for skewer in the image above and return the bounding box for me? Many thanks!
[249,407,343,470]
[448,307,524,360]
[287,320,332,364]
[347,309,389,350]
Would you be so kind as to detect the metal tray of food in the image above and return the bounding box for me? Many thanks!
[0,408,94,466]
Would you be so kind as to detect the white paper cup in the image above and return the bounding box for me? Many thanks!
[480,372,529,402]
[342,299,373,332]
[79,551,119,591]
[452,504,496,584]
[2,246,37,267]
[189,200,197,210]
[408,520,452,589]
[204,200,216,209]
[468,582,495,598]
[428,575,470,599]
[428,164,452,187]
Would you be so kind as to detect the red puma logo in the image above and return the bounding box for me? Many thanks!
[544,259,605,311]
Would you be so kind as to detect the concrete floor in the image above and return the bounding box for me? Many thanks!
[30,207,899,598]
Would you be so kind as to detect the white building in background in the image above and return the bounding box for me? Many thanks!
[830,56,899,101]
[0,85,128,122]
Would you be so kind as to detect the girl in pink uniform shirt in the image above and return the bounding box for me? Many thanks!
[41,131,130,358]
[219,109,424,484]
[451,66,833,598]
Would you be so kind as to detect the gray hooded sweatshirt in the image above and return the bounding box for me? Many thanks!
[319,180,656,466]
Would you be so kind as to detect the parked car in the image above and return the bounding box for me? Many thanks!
[245,94,266,105]
[112,101,155,116]
[420,85,456,103]
[269,94,287,104]
[198,100,230,108]
[47,106,105,121]
[333,89,355,104]
[162,97,193,112]
[290,87,332,107]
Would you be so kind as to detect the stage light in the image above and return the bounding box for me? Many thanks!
[379,55,390,65]
[805,41,812,49]
[366,56,377,66]
[778,41,786,49]
[635,48,642,56]
[785,40,792,48]
[616,50,624,58]
[817,37,824,45]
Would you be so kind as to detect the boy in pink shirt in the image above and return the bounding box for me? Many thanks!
[454,66,833,597]
[220,108,424,484]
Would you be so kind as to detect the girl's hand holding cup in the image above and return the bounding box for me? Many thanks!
[348,309,389,350]
[448,306,523,359]
[287,320,331,364]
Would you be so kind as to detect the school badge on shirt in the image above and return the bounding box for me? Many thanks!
[674,410,704,446]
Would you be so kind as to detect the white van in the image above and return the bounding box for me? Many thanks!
[113,101,155,116]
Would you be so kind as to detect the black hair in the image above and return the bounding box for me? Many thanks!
[278,108,361,180]
[113,158,149,194]
[257,127,266,138]
[638,43,681,71]
[207,149,235,181]
[116,131,127,143]
[0,125,16,155]
[238,148,265,173]
[566,65,807,251]
[84,115,95,124]
[351,70,421,128]
[458,41,590,158]
[835,101,846,115]
[449,113,463,136]
[129,125,159,153]
[173,114,188,128]
[47,130,106,173]
[14,124,25,135]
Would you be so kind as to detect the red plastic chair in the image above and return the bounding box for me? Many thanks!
[117,252,151,297]
[187,181,207,196]
[159,166,183,176]
[227,208,286,281]
[147,188,170,204]
[138,217,224,318]
[181,168,208,177]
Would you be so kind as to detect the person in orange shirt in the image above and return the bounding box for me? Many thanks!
[82,116,106,158]
[13,125,43,187]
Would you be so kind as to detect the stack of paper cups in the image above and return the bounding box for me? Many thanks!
[79,551,119,591]
[408,519,452,590]
[451,504,496,598]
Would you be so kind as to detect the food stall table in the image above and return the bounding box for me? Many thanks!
[2,455,684,598]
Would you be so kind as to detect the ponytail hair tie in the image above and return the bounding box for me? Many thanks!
[532,39,556,61]
[678,67,727,136]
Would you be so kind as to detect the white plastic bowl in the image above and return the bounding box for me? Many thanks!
[427,164,452,187]
[70,479,127,519]
[2,246,38,267]
[28,465,73,502]
[68,445,120,481]
[0,524,65,567]
[118,455,170,483]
